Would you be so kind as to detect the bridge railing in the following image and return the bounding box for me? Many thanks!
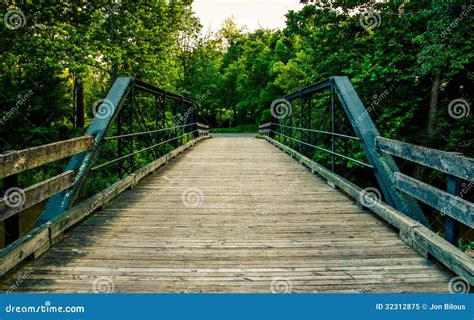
[0,137,95,246]
[375,137,473,245]
[260,76,473,284]
[0,77,210,276]
[197,123,210,136]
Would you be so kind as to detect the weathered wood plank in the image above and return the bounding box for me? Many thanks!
[0,227,49,276]
[0,136,94,179]
[0,171,75,221]
[412,226,474,284]
[49,137,206,242]
[395,172,473,228]
[376,137,474,181]
[263,136,472,284]
[0,136,206,277]
[0,135,456,293]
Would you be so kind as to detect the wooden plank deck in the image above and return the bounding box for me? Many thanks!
[0,134,453,293]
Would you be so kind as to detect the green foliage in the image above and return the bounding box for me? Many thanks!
[210,124,257,134]
[180,1,472,159]
[0,1,472,243]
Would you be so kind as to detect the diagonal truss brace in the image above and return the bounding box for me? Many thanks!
[39,77,134,224]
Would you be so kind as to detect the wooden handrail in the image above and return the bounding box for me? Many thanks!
[0,136,94,179]
[395,172,473,228]
[0,136,208,276]
[376,137,474,182]
[262,135,474,285]
[0,171,75,221]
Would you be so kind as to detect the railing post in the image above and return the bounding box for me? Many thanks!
[180,98,185,145]
[192,103,198,139]
[154,95,159,159]
[163,95,168,153]
[3,172,19,246]
[299,93,302,153]
[129,87,134,173]
[269,115,276,139]
[173,100,179,148]
[331,85,335,172]
[445,175,461,245]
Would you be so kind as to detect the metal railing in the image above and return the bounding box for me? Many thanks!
[263,76,426,226]
[0,78,210,276]
[259,76,474,284]
[40,77,204,223]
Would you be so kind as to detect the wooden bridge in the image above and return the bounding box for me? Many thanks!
[0,77,472,293]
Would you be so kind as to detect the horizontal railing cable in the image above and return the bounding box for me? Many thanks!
[269,130,373,169]
[104,123,196,141]
[91,130,198,171]
[273,123,359,141]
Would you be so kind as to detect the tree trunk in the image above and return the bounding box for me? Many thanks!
[413,69,441,180]
[72,78,77,127]
[427,69,441,135]
[75,79,85,128]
